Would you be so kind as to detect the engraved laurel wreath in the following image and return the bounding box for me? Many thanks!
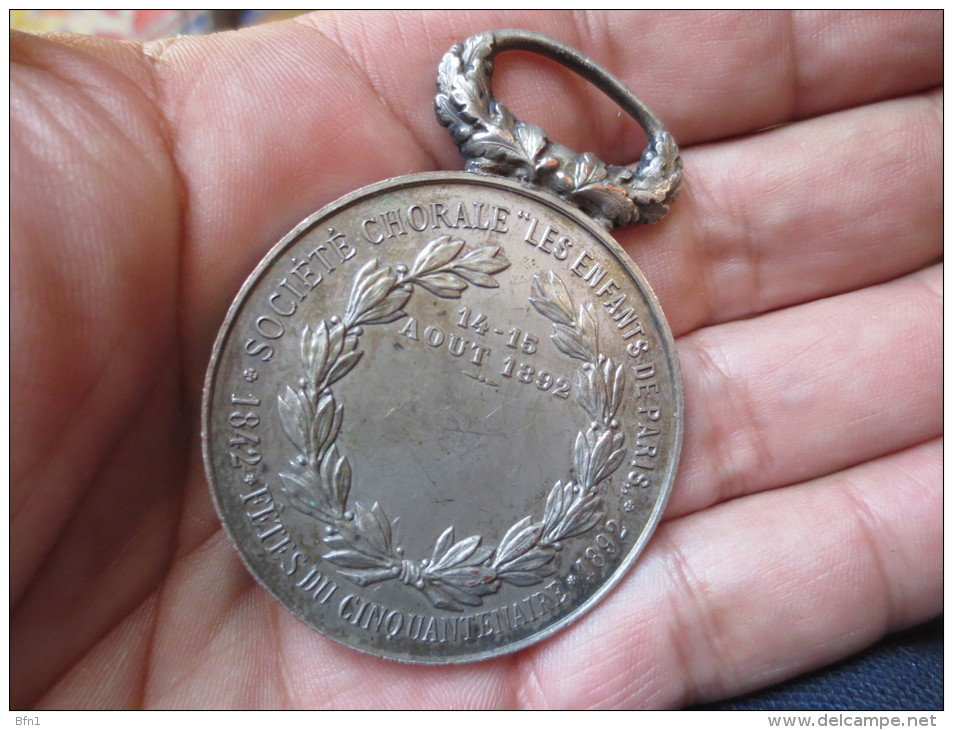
[435,33,682,230]
[276,234,627,611]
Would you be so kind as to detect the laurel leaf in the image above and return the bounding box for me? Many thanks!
[371,502,393,552]
[431,526,454,566]
[591,363,608,421]
[354,286,411,326]
[428,580,485,608]
[463,127,527,165]
[543,480,566,531]
[277,385,311,459]
[344,259,397,327]
[453,245,510,275]
[353,502,391,554]
[431,534,483,571]
[498,570,549,587]
[433,553,496,585]
[332,453,351,512]
[530,295,573,328]
[494,516,543,568]
[320,321,347,384]
[556,495,604,540]
[278,470,310,500]
[514,121,547,163]
[344,327,360,351]
[499,547,555,573]
[609,360,625,419]
[322,530,388,561]
[436,50,469,126]
[311,392,336,456]
[585,428,613,489]
[279,471,333,523]
[575,368,601,422]
[317,444,347,516]
[595,445,627,485]
[327,402,344,459]
[578,304,599,356]
[451,268,499,288]
[573,152,607,189]
[411,234,465,276]
[533,272,575,325]
[574,430,591,487]
[301,323,330,385]
[324,349,363,388]
[551,323,593,362]
[413,272,468,299]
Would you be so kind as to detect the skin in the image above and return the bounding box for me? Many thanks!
[11,10,941,709]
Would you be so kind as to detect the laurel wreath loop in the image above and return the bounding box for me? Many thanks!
[277,235,628,611]
[435,32,683,230]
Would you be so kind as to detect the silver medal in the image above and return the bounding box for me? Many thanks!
[203,30,683,663]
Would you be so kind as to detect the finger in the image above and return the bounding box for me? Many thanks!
[312,10,942,154]
[617,88,942,334]
[35,438,941,708]
[36,595,159,709]
[520,437,942,708]
[10,369,185,709]
[121,532,515,709]
[669,262,940,519]
[11,32,184,601]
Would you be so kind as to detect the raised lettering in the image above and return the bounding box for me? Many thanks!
[398,317,420,341]
[552,234,572,260]
[407,204,428,231]
[268,291,296,317]
[492,206,509,233]
[633,362,656,380]
[361,217,384,244]
[255,315,284,340]
[329,229,355,262]
[452,201,472,229]
[307,243,336,273]
[244,338,274,362]
[380,209,406,238]
[424,325,445,347]
[431,202,453,229]
[569,250,594,277]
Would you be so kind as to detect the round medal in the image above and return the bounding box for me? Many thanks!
[203,30,683,663]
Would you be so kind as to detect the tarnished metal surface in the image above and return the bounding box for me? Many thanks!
[203,32,682,662]
[204,174,681,661]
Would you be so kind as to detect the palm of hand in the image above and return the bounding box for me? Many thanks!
[11,11,941,709]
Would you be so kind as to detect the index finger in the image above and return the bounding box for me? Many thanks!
[310,10,941,158]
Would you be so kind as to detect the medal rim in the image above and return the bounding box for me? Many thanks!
[201,171,683,663]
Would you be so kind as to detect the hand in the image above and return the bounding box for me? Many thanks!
[11,10,941,709]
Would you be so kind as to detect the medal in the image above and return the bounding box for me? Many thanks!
[203,30,683,663]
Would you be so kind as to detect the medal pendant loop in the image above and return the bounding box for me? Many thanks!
[435,29,683,230]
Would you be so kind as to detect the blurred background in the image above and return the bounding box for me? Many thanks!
[9,9,307,40]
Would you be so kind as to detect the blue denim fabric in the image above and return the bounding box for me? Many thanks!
[694,618,943,710]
